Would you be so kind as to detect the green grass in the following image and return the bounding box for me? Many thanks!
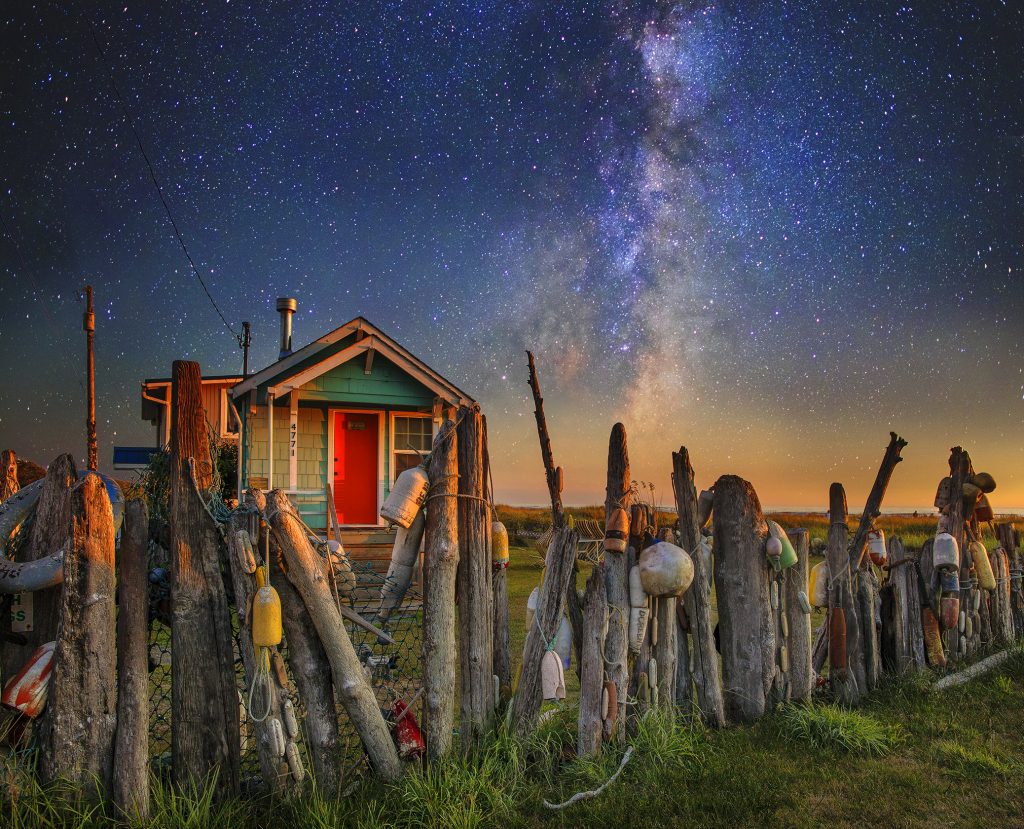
[777,702,903,756]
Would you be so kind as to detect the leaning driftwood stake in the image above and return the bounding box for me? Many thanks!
[113,500,150,819]
[511,524,578,736]
[40,474,117,799]
[672,448,725,727]
[267,489,402,782]
[712,475,774,724]
[456,405,494,750]
[169,360,240,797]
[423,421,459,760]
[603,424,631,740]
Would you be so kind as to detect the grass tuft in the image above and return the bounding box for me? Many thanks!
[933,740,1014,779]
[778,702,903,756]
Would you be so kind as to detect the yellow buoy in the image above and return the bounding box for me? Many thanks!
[252,566,283,648]
[969,541,996,591]
[492,520,510,567]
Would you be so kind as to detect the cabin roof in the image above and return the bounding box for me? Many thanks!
[231,316,475,406]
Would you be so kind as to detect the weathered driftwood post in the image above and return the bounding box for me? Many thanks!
[0,449,17,502]
[226,509,304,793]
[3,454,76,682]
[113,500,150,819]
[628,504,651,720]
[712,475,774,724]
[423,421,459,760]
[603,424,630,740]
[169,360,240,796]
[785,528,813,701]
[848,433,908,569]
[672,448,724,726]
[881,536,923,672]
[577,567,607,758]
[40,474,117,798]
[827,483,863,705]
[946,446,971,662]
[510,524,578,736]
[267,489,402,782]
[996,523,1022,638]
[484,417,511,696]
[456,405,493,750]
[274,552,340,791]
[250,486,338,792]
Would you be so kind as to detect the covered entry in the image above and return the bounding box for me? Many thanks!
[332,411,380,525]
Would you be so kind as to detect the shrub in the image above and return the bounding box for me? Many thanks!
[778,702,903,756]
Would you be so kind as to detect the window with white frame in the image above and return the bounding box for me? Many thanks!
[393,415,431,480]
[220,388,240,438]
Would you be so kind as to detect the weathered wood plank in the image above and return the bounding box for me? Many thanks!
[672,448,724,725]
[603,424,631,741]
[423,421,459,761]
[577,567,607,758]
[826,483,862,705]
[39,474,117,800]
[785,528,813,701]
[456,406,493,750]
[169,361,240,797]
[113,500,150,819]
[712,475,774,724]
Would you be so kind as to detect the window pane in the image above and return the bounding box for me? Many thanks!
[393,452,421,479]
[394,416,432,452]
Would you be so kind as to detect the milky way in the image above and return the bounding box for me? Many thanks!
[1,2,1021,507]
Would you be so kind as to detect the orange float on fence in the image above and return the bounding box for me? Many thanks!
[828,607,847,681]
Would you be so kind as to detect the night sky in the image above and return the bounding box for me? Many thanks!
[1,2,1021,509]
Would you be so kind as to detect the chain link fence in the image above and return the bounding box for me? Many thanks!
[146,545,423,788]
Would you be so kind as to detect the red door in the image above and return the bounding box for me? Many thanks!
[333,412,379,525]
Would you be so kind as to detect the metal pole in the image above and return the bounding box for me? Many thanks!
[241,321,251,377]
[84,285,97,471]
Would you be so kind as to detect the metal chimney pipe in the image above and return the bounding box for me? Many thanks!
[276,297,297,359]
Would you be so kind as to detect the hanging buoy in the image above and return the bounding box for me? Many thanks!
[962,482,982,517]
[867,528,887,567]
[696,490,714,528]
[766,536,783,571]
[957,610,966,634]
[492,521,509,568]
[780,643,789,673]
[797,590,812,614]
[922,607,946,668]
[940,595,960,631]
[525,586,540,631]
[698,536,713,579]
[602,680,618,739]
[604,507,629,553]
[970,472,996,494]
[554,616,573,671]
[1,641,55,718]
[285,740,305,782]
[648,657,658,690]
[809,561,829,608]
[829,607,847,680]
[541,650,566,700]
[377,511,425,622]
[969,541,996,590]
[780,608,789,638]
[251,567,283,648]
[650,610,659,647]
[381,465,429,528]
[767,521,798,570]
[282,699,299,738]
[974,494,994,522]
[268,716,286,758]
[392,698,426,760]
[933,533,959,569]
[638,540,694,597]
[628,566,649,653]
[939,567,960,594]
[965,613,974,639]
[770,580,779,610]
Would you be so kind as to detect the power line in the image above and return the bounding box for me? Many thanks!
[84,16,242,345]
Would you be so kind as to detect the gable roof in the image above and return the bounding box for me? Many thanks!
[231,316,475,406]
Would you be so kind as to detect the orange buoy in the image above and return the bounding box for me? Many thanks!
[940,595,960,631]
[922,607,946,668]
[602,680,618,740]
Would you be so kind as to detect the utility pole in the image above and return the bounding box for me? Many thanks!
[241,321,251,377]
[84,285,97,471]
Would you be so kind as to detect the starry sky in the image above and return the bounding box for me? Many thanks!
[1,2,1021,510]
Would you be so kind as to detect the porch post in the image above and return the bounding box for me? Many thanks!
[267,391,275,490]
[289,390,298,491]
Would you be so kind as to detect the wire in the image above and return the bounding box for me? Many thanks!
[83,16,241,344]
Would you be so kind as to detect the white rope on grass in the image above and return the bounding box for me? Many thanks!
[541,745,634,811]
